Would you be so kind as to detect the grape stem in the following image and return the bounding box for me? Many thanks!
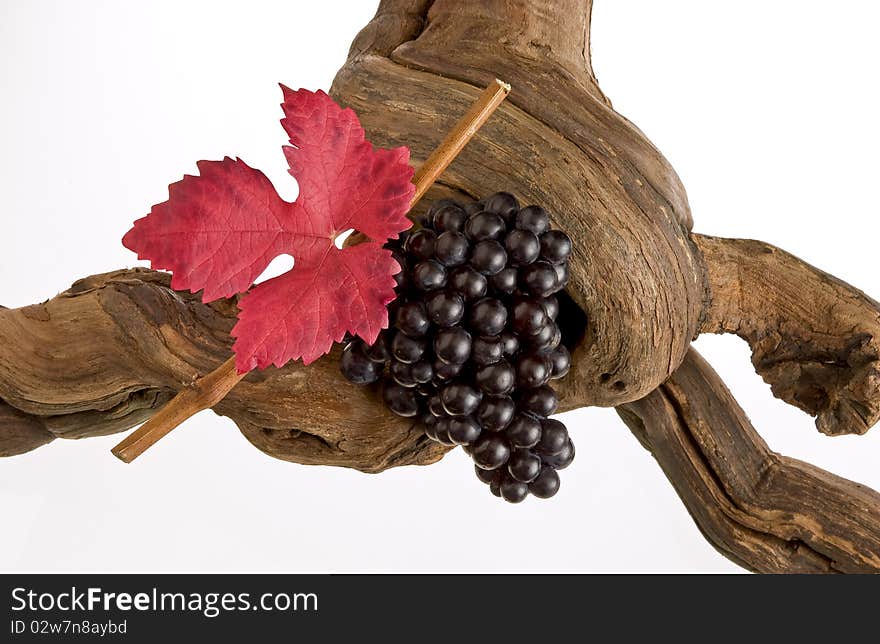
[110,79,511,463]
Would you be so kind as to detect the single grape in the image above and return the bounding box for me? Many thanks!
[528,322,560,352]
[434,327,472,365]
[434,231,470,267]
[548,345,571,379]
[434,417,456,446]
[519,385,559,416]
[515,354,553,388]
[472,434,511,470]
[475,464,501,485]
[539,230,572,264]
[411,359,434,384]
[476,395,516,432]
[470,240,507,276]
[340,341,382,384]
[504,229,540,266]
[489,477,502,497]
[448,416,482,445]
[475,360,515,396]
[489,267,517,295]
[508,449,542,483]
[428,394,445,417]
[364,331,391,363]
[382,381,420,417]
[432,203,468,233]
[520,261,558,297]
[500,475,529,503]
[422,413,439,441]
[465,211,506,241]
[405,229,436,260]
[500,332,520,357]
[515,205,550,235]
[552,262,569,292]
[543,439,575,469]
[540,296,559,320]
[512,298,548,335]
[482,192,520,218]
[506,414,542,448]
[536,418,568,455]
[390,249,408,289]
[448,265,488,300]
[395,301,430,337]
[391,332,426,364]
[463,200,485,216]
[390,360,418,387]
[469,297,508,336]
[440,382,483,416]
[412,260,448,291]
[528,466,560,499]
[472,335,504,366]
[433,359,464,381]
[425,289,465,327]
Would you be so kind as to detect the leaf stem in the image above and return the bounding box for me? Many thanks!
[111,79,511,463]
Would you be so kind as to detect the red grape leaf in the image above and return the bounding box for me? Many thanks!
[123,87,414,372]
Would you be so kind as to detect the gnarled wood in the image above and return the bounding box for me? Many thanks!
[3,0,880,573]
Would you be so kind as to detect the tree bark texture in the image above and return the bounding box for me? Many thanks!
[2,0,879,572]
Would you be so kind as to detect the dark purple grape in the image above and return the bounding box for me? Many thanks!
[340,342,382,384]
[540,297,558,321]
[432,203,468,233]
[536,418,568,455]
[469,298,508,336]
[515,354,552,388]
[434,327,472,365]
[428,394,445,417]
[540,230,572,264]
[405,229,436,260]
[426,198,458,219]
[548,345,571,379]
[433,359,463,381]
[448,416,482,445]
[472,434,511,470]
[476,395,515,432]
[519,385,559,417]
[489,477,502,497]
[472,336,504,366]
[448,265,488,300]
[520,261,558,298]
[515,205,550,235]
[506,414,542,448]
[364,331,391,363]
[543,438,575,469]
[500,476,529,503]
[465,211,506,241]
[512,298,547,335]
[425,290,465,327]
[395,301,430,337]
[470,240,507,276]
[440,382,482,416]
[504,229,540,266]
[412,260,447,291]
[411,359,434,384]
[489,267,517,295]
[422,414,438,441]
[390,249,407,289]
[552,262,569,292]
[382,382,420,417]
[391,333,426,364]
[475,464,501,485]
[434,231,469,267]
[390,360,418,387]
[508,449,542,483]
[528,466,560,499]
[483,192,519,218]
[434,417,456,446]
[475,360,515,396]
[500,332,520,356]
[528,322,560,352]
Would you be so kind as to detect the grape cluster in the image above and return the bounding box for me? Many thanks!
[340,192,575,503]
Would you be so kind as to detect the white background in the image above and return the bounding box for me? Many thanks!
[1,1,879,573]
